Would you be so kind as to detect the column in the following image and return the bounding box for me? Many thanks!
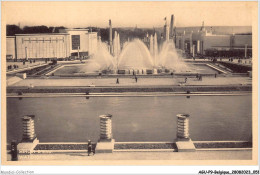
[245,44,248,58]
[78,46,80,59]
[197,40,200,54]
[192,45,195,57]
[99,114,112,141]
[177,114,190,140]
[18,115,39,153]
[96,114,114,153]
[25,47,28,60]
[175,114,195,152]
[22,115,36,142]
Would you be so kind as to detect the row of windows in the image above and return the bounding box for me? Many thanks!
[16,41,68,58]
[19,37,65,44]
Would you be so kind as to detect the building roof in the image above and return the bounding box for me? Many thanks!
[65,29,89,31]
[15,33,69,36]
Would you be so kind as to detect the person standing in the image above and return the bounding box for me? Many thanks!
[196,73,199,80]
[11,140,18,161]
[87,140,92,156]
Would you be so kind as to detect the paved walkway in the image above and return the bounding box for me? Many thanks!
[186,58,253,66]
[6,150,251,161]
[8,77,252,87]
[6,61,47,72]
[219,59,253,66]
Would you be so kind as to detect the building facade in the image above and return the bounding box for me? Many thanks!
[175,27,252,58]
[6,36,16,59]
[15,33,70,60]
[6,29,98,60]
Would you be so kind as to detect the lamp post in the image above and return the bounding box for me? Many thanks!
[245,44,248,59]
[25,47,28,60]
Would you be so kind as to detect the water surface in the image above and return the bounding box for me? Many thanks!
[7,95,251,143]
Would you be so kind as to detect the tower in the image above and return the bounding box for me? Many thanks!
[163,17,169,42]
[109,19,113,54]
[200,21,205,32]
[170,14,174,39]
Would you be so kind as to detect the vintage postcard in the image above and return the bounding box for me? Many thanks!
[1,1,259,171]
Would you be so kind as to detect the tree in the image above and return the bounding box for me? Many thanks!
[23,25,51,34]
[6,25,22,36]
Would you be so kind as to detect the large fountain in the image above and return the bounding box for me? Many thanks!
[78,32,191,75]
[157,41,190,72]
[73,13,194,75]
[79,41,116,73]
[118,39,154,70]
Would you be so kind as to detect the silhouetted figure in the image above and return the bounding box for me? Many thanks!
[215,73,217,78]
[116,78,119,84]
[135,76,138,83]
[198,75,202,81]
[92,144,95,155]
[87,140,92,156]
[196,73,199,80]
[11,140,18,161]
[185,77,187,83]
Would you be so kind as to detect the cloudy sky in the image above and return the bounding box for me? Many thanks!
[2,1,256,28]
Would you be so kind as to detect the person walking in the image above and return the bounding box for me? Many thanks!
[116,78,119,84]
[135,76,138,83]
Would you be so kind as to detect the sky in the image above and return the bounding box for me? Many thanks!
[2,1,256,28]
